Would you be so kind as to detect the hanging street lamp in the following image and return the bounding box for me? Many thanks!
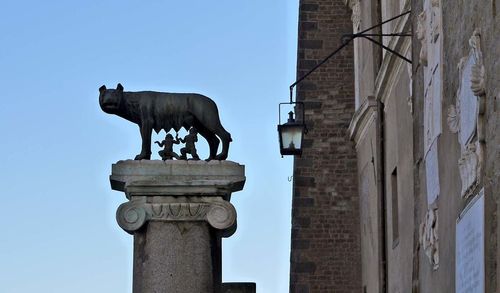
[278,99,306,157]
[278,11,412,157]
[278,111,306,156]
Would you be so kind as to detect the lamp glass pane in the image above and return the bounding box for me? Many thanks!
[281,125,303,150]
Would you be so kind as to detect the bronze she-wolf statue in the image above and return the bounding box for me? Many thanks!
[99,83,232,160]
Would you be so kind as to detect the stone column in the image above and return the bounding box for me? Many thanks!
[109,160,245,293]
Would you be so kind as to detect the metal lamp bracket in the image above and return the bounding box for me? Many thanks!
[342,31,412,64]
[289,10,412,96]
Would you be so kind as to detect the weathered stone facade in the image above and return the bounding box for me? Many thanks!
[413,0,499,292]
[291,0,499,292]
[290,1,361,292]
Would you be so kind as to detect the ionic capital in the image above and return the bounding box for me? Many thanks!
[116,199,236,235]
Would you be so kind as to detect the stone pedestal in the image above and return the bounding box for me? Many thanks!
[110,160,245,293]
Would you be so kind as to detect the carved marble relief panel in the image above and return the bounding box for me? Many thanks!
[344,0,361,32]
[420,206,439,270]
[447,30,486,199]
[351,0,361,32]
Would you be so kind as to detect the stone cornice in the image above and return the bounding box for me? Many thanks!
[110,160,246,198]
[123,179,244,198]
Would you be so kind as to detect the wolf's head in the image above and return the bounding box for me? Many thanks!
[99,83,124,114]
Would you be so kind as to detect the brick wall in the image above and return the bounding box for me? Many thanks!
[290,0,361,292]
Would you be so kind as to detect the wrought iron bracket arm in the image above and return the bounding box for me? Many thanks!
[288,10,412,100]
[341,32,412,64]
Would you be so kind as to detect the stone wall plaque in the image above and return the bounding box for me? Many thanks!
[457,54,478,147]
[424,81,442,152]
[425,138,440,204]
[456,189,485,293]
[422,0,443,153]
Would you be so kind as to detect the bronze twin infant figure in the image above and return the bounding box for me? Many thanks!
[99,83,232,161]
[154,129,200,161]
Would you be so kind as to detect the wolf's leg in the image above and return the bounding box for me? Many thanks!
[135,123,152,160]
[197,125,219,161]
[214,126,231,160]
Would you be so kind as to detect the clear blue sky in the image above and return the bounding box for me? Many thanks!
[0,1,298,292]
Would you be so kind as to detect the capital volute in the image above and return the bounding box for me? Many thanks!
[116,198,237,236]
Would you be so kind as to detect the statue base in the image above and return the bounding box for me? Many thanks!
[110,160,245,293]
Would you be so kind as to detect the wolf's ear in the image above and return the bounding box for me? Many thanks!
[116,83,124,92]
[99,85,106,93]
